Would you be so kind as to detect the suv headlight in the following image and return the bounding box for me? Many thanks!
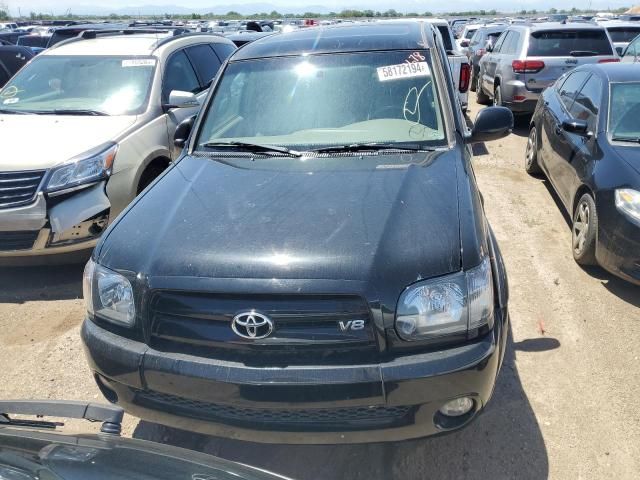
[395,256,494,341]
[46,143,118,194]
[83,259,135,327]
[615,189,640,227]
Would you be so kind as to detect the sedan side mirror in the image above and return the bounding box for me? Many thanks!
[164,90,199,111]
[174,115,196,148]
[469,106,513,143]
[562,119,591,137]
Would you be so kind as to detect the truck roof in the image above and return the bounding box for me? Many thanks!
[233,22,435,61]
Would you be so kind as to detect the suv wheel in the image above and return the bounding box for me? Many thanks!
[476,72,490,105]
[493,85,503,106]
[525,127,542,175]
[572,193,598,266]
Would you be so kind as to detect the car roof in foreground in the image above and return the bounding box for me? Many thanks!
[232,22,431,60]
[577,62,640,83]
[43,32,228,56]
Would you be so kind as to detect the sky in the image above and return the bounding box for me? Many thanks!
[3,0,634,15]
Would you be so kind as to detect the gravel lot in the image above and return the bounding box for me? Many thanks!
[1,98,639,479]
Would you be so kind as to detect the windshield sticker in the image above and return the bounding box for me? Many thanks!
[122,59,156,68]
[377,62,431,82]
[3,97,19,104]
[0,85,22,98]
[405,51,427,64]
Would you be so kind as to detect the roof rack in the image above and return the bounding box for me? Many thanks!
[78,27,190,39]
[0,400,124,435]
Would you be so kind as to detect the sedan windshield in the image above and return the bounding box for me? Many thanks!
[195,51,447,152]
[0,55,156,115]
[609,82,640,140]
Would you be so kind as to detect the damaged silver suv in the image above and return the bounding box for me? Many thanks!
[0,28,235,261]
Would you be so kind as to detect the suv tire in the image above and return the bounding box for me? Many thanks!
[476,72,490,105]
[525,126,542,175]
[493,84,503,107]
[572,193,598,266]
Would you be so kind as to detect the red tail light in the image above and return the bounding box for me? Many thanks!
[459,63,471,93]
[512,60,545,73]
[598,58,620,63]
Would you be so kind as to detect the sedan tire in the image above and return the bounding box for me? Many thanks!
[525,126,542,175]
[572,193,598,266]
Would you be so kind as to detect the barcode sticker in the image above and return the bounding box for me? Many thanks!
[122,59,156,68]
[377,62,431,82]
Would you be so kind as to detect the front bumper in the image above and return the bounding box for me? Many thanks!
[82,308,508,444]
[597,200,640,285]
[0,184,109,259]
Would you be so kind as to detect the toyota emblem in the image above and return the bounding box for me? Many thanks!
[231,311,274,339]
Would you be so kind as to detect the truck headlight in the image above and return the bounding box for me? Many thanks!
[83,259,135,327]
[46,143,118,194]
[615,189,640,227]
[395,256,494,341]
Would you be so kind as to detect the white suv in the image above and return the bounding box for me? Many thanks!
[0,28,235,260]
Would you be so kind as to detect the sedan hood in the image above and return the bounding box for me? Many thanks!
[0,114,137,171]
[99,152,462,290]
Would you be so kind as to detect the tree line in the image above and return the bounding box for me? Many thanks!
[2,6,632,22]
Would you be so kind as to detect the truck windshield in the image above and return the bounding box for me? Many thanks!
[196,50,447,152]
[0,55,156,115]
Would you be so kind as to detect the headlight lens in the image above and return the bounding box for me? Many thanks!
[83,258,135,327]
[615,189,640,227]
[395,257,494,341]
[46,143,118,193]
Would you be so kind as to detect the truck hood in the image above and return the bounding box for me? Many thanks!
[0,114,137,171]
[99,152,462,291]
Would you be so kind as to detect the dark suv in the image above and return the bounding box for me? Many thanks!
[81,22,513,443]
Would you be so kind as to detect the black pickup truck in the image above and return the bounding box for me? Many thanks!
[81,21,513,443]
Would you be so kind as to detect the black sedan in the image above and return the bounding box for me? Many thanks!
[526,63,640,285]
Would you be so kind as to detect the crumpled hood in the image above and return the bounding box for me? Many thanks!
[99,152,462,291]
[0,115,137,171]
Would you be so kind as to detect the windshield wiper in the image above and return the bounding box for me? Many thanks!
[569,50,599,57]
[51,109,108,116]
[0,108,30,115]
[312,142,429,154]
[611,136,640,143]
[200,141,302,157]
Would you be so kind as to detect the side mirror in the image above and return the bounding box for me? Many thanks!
[164,90,199,111]
[469,106,513,143]
[460,40,470,48]
[562,118,590,136]
[485,43,494,53]
[174,115,196,149]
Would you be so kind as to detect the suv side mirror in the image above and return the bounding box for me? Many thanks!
[562,119,590,136]
[174,115,196,149]
[469,107,513,143]
[164,90,199,111]
[485,43,493,53]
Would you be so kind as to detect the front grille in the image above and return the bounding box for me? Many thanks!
[148,292,379,365]
[135,390,415,431]
[0,231,39,251]
[0,170,46,209]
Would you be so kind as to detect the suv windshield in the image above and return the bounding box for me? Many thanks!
[609,82,640,140]
[528,30,613,56]
[196,51,447,152]
[0,55,156,115]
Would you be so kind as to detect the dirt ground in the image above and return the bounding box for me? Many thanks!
[1,98,639,479]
